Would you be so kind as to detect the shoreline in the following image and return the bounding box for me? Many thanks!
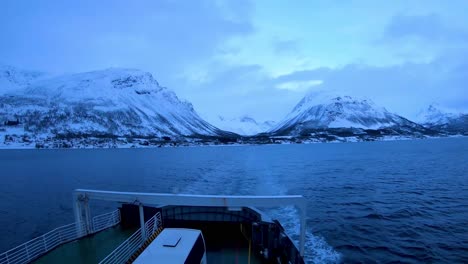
[0,135,465,150]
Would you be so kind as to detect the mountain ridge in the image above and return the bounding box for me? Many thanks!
[0,67,235,146]
[211,115,276,135]
[270,94,428,137]
[417,104,467,135]
[1,66,465,148]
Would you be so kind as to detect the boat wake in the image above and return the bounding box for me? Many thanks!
[255,169,341,263]
[180,166,341,264]
[267,206,341,264]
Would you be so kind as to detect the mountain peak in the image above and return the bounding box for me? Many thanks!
[19,67,167,101]
[0,66,228,138]
[417,104,458,125]
[271,93,420,135]
[293,92,381,113]
[416,104,466,133]
[212,115,276,135]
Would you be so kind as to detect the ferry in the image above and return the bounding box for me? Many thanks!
[0,189,307,264]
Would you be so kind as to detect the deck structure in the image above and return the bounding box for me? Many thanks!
[73,189,307,256]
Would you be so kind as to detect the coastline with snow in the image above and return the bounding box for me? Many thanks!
[0,127,465,150]
[1,66,466,149]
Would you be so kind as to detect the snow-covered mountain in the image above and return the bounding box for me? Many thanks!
[0,65,45,94]
[417,104,467,135]
[211,116,276,135]
[270,93,427,136]
[0,67,231,138]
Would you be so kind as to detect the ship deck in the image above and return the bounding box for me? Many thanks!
[33,226,136,264]
[32,224,264,264]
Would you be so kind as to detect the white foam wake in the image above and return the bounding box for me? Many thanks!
[257,170,341,263]
[180,166,341,263]
[267,206,341,263]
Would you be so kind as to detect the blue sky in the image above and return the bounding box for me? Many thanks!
[1,0,467,121]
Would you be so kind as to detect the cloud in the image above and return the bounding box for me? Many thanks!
[2,1,466,123]
[272,59,468,119]
[186,54,467,123]
[273,68,332,82]
[382,13,468,43]
[275,80,323,91]
[0,0,254,80]
[174,63,307,122]
[273,39,299,55]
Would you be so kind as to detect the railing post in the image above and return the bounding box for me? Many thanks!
[59,229,63,243]
[139,203,146,240]
[83,197,92,234]
[42,235,48,252]
[25,243,30,262]
[73,193,84,237]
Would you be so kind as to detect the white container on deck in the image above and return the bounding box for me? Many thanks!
[134,228,207,264]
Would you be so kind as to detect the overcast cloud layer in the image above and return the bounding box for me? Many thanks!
[1,0,467,122]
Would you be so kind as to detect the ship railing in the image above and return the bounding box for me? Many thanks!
[0,209,121,264]
[0,221,86,264]
[92,209,121,233]
[99,212,162,264]
[144,211,162,237]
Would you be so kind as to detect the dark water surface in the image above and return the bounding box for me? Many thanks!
[1,138,467,263]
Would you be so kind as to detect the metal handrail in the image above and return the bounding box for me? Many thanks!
[99,212,162,264]
[92,210,121,233]
[0,222,86,264]
[0,210,121,264]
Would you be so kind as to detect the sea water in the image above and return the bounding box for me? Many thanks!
[0,137,467,263]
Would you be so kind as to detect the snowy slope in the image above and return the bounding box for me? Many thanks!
[0,68,229,138]
[211,116,276,135]
[270,93,424,136]
[0,65,44,95]
[417,104,462,125]
[417,104,467,134]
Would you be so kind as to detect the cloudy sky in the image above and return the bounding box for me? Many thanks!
[1,0,467,122]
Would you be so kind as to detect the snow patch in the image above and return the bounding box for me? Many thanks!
[211,115,276,135]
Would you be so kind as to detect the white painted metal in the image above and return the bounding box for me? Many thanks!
[99,212,162,264]
[74,189,307,256]
[0,210,120,264]
[92,210,121,233]
[83,199,91,235]
[144,212,161,238]
[72,192,84,237]
[0,222,86,264]
[134,228,203,264]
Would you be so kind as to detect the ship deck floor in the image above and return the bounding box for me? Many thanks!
[33,223,264,264]
[33,226,137,264]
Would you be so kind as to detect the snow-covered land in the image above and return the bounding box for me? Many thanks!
[0,66,465,149]
[270,93,427,137]
[0,67,238,148]
[0,65,45,95]
[211,116,276,135]
[416,104,467,135]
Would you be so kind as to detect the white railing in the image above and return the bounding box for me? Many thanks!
[0,210,121,264]
[144,212,162,238]
[92,210,121,233]
[0,222,86,264]
[99,212,162,264]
